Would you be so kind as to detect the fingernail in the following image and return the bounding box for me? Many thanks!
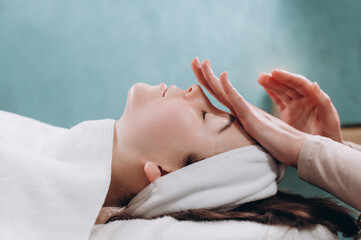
[312,82,321,94]
[195,57,200,64]
[261,72,271,78]
[226,74,232,85]
[205,59,215,74]
[314,82,320,90]
[206,59,211,66]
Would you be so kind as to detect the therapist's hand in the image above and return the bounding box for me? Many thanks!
[191,57,236,115]
[258,70,342,143]
[191,58,307,167]
[220,71,307,168]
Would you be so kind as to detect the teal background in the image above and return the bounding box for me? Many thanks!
[0,0,360,238]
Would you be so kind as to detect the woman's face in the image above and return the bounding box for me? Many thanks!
[118,83,254,173]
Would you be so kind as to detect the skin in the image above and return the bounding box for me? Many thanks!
[103,81,254,207]
[103,57,343,208]
[257,70,342,143]
[193,58,361,211]
[191,57,343,169]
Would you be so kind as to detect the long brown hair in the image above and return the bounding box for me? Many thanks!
[106,190,360,239]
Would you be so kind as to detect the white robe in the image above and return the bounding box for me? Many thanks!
[0,110,115,240]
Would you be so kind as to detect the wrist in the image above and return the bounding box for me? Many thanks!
[280,132,306,169]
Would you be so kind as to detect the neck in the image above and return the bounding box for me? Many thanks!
[102,119,147,207]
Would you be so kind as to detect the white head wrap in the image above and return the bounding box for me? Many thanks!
[125,145,286,218]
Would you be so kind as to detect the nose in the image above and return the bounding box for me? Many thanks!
[185,84,202,99]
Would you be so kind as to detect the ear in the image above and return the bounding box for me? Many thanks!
[144,162,170,183]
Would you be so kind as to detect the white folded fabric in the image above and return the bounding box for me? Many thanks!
[125,145,286,218]
[0,110,115,240]
[91,217,338,240]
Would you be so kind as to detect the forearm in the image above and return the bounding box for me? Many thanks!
[298,135,361,211]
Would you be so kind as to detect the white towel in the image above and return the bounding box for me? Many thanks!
[91,217,338,240]
[125,145,286,218]
[0,110,115,240]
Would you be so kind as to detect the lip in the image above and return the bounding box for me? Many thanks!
[160,83,168,97]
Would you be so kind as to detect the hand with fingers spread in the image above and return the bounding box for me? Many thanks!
[258,70,342,143]
[191,58,308,168]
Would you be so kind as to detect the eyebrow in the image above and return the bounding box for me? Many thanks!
[218,114,235,134]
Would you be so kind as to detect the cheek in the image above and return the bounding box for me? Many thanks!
[131,101,197,152]
[146,107,193,145]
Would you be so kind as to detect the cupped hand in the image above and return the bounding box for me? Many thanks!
[258,70,342,143]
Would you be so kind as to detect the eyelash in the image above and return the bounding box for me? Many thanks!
[202,110,207,119]
[186,154,202,166]
[186,155,194,166]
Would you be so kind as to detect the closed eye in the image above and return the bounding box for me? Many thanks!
[202,110,207,120]
[185,153,204,166]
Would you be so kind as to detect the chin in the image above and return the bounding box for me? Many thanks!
[123,83,158,115]
[128,83,163,101]
[127,82,150,101]
[128,82,151,97]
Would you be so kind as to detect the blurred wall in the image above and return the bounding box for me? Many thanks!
[1,0,360,216]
